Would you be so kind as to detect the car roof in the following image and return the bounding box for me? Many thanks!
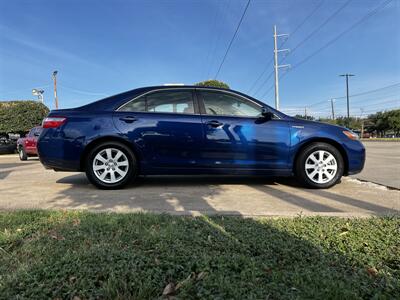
[68,85,286,118]
[75,85,257,111]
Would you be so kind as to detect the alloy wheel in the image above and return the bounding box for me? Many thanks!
[92,148,129,183]
[304,150,337,184]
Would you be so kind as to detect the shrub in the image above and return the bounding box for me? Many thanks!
[0,101,49,134]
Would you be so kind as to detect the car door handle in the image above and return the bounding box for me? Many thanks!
[119,116,137,123]
[206,120,223,128]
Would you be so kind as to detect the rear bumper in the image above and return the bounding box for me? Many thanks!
[37,134,82,171]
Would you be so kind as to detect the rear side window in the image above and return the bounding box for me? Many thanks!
[119,90,195,114]
[146,91,194,114]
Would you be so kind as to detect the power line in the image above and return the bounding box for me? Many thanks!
[334,82,400,100]
[215,0,251,79]
[289,0,394,72]
[247,57,273,94]
[58,84,107,96]
[285,0,325,40]
[247,1,324,95]
[202,2,220,79]
[357,99,400,107]
[206,0,231,79]
[282,82,400,117]
[260,82,275,100]
[253,70,274,97]
[304,82,400,108]
[288,0,352,57]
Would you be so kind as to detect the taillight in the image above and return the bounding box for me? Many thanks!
[42,117,67,128]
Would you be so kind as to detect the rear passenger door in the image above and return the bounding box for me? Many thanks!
[113,89,204,170]
[25,129,36,154]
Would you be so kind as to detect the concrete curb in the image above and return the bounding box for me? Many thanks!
[361,140,400,143]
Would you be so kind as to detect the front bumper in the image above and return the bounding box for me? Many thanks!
[344,140,366,175]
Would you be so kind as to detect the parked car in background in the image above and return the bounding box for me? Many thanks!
[0,133,19,154]
[37,86,365,189]
[17,126,42,160]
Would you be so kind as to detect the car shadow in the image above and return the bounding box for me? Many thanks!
[56,174,300,187]
[0,161,36,169]
[53,174,241,215]
[0,161,37,180]
[52,174,399,216]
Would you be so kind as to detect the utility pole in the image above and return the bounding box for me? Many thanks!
[273,25,290,110]
[360,108,364,139]
[330,98,335,120]
[52,70,59,109]
[304,107,307,119]
[339,73,355,127]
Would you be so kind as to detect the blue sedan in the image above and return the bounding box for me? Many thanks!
[37,86,365,189]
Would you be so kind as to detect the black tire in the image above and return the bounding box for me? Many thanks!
[295,142,344,189]
[85,141,138,189]
[18,146,28,161]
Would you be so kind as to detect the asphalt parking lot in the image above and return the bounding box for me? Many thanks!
[352,141,400,189]
[0,141,399,217]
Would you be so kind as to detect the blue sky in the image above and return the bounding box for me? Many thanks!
[0,0,399,117]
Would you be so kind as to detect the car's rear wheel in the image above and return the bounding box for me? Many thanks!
[295,142,344,188]
[85,141,137,189]
[19,146,27,161]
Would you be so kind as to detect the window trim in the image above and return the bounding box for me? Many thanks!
[196,88,280,119]
[116,87,281,119]
[116,88,200,115]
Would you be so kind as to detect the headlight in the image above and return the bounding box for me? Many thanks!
[342,130,359,140]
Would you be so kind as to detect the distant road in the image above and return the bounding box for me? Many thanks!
[353,141,400,189]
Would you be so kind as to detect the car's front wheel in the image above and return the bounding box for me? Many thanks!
[295,142,344,188]
[85,141,137,189]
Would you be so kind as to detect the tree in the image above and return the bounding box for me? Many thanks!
[195,80,230,89]
[334,117,362,130]
[317,117,336,125]
[294,114,314,121]
[0,101,49,134]
[366,109,400,137]
[387,109,400,136]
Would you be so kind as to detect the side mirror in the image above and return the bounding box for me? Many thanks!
[34,132,40,137]
[261,108,274,120]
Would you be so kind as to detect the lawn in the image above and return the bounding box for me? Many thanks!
[0,211,399,299]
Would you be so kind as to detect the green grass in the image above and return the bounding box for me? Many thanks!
[0,211,399,299]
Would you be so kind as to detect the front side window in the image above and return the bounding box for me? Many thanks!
[118,90,194,114]
[119,96,146,112]
[199,91,261,117]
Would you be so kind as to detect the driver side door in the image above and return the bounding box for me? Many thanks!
[196,89,290,171]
